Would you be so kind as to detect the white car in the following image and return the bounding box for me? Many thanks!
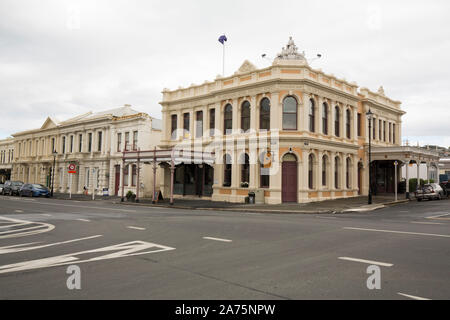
[0,184,4,194]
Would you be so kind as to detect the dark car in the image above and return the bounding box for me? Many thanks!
[439,182,450,198]
[19,184,50,197]
[415,183,445,201]
[2,180,24,196]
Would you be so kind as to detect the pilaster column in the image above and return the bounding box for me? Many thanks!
[250,96,257,132]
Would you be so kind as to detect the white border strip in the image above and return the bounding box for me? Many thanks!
[344,227,450,238]
[203,237,232,242]
[338,257,393,267]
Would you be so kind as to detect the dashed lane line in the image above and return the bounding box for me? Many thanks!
[203,237,233,243]
[397,292,431,300]
[127,226,146,231]
[76,219,90,222]
[338,257,393,267]
[344,227,450,238]
[410,222,443,225]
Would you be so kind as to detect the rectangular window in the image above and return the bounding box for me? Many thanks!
[132,165,137,186]
[383,121,386,142]
[117,133,122,152]
[379,119,382,141]
[88,133,92,152]
[70,135,74,153]
[183,113,190,136]
[133,131,138,150]
[125,132,130,151]
[357,113,361,137]
[98,131,102,151]
[79,134,83,152]
[372,118,376,140]
[209,109,215,136]
[389,123,392,143]
[51,138,55,153]
[85,167,90,188]
[393,124,396,144]
[196,111,203,138]
[171,115,177,140]
[62,137,66,154]
[123,165,129,186]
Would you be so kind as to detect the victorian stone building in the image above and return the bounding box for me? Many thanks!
[159,37,439,204]
[11,105,162,197]
[0,137,14,183]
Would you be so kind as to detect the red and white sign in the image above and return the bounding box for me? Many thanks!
[68,164,76,174]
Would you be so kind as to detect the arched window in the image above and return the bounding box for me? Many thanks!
[322,103,328,135]
[322,155,327,186]
[308,154,314,189]
[309,99,315,132]
[240,153,249,187]
[241,101,250,132]
[334,106,340,137]
[346,109,351,139]
[224,104,232,135]
[346,157,351,189]
[223,154,232,187]
[260,98,270,131]
[335,156,340,189]
[282,96,297,130]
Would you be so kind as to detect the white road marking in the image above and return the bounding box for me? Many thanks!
[0,216,54,239]
[33,201,137,213]
[127,226,146,230]
[0,222,28,229]
[397,292,431,300]
[344,227,450,238]
[426,213,450,220]
[338,257,393,267]
[0,235,102,254]
[76,219,90,222]
[0,241,175,274]
[14,210,23,213]
[41,214,52,217]
[203,237,232,243]
[410,222,443,225]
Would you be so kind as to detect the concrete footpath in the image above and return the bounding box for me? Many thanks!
[114,194,410,214]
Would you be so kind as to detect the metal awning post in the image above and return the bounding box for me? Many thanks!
[136,148,140,203]
[152,147,157,204]
[170,148,175,205]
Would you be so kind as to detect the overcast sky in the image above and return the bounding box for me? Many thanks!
[1,0,449,147]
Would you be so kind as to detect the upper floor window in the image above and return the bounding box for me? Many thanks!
[357,113,362,137]
[171,114,177,140]
[70,135,74,153]
[79,134,83,152]
[282,96,297,130]
[124,132,129,151]
[241,101,250,132]
[334,106,340,137]
[346,109,351,139]
[183,113,190,136]
[260,98,270,131]
[62,137,66,154]
[117,133,122,152]
[309,99,315,132]
[322,103,328,135]
[224,104,233,135]
[51,138,55,153]
[393,124,396,144]
[209,109,215,136]
[379,119,382,141]
[383,121,386,142]
[88,133,92,152]
[133,131,138,150]
[98,131,102,152]
[196,111,203,138]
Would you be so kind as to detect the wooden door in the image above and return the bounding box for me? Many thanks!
[114,165,120,196]
[282,162,298,202]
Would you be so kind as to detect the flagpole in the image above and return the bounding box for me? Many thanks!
[222,41,225,76]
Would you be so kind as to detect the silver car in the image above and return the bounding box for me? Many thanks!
[0,184,3,194]
[416,183,445,201]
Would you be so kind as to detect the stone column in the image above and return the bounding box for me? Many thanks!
[271,92,281,131]
[405,161,410,198]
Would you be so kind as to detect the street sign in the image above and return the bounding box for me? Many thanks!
[68,164,76,174]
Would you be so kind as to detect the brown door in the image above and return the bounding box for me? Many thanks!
[282,161,298,202]
[358,166,362,195]
[114,165,120,196]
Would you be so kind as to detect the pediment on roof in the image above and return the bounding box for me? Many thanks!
[235,60,257,75]
[40,117,58,130]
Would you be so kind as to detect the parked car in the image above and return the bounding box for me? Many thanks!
[2,180,24,196]
[439,182,450,198]
[0,183,4,194]
[415,183,445,201]
[19,184,50,197]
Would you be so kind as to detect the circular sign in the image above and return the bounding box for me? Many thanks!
[68,164,76,171]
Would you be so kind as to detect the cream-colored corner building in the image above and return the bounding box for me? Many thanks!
[0,137,14,183]
[11,105,162,197]
[159,37,439,204]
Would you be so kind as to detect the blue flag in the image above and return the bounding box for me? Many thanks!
[218,35,227,44]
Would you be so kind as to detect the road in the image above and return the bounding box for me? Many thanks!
[0,195,449,300]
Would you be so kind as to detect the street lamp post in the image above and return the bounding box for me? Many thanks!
[51,150,58,197]
[366,109,373,205]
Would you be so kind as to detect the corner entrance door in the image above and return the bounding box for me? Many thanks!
[114,165,120,196]
[282,156,298,203]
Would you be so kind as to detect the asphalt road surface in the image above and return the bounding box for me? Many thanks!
[0,195,449,300]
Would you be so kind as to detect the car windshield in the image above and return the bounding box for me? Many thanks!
[12,182,23,186]
[33,184,46,189]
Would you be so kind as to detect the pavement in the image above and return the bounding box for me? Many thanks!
[115,194,410,214]
[0,194,449,300]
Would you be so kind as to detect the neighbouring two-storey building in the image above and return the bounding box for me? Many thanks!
[11,105,162,197]
[0,137,14,183]
[158,37,439,204]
